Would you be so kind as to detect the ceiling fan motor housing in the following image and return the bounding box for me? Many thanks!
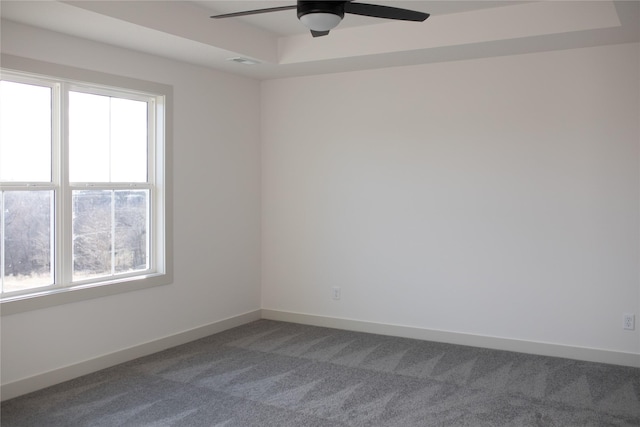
[297,1,346,31]
[297,1,346,20]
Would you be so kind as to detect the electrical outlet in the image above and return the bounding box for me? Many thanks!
[332,286,341,300]
[623,313,635,330]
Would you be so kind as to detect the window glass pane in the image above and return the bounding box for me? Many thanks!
[110,98,148,182]
[0,81,52,182]
[69,92,110,182]
[72,190,112,280]
[2,191,54,292]
[69,92,147,183]
[115,190,149,273]
[73,189,150,281]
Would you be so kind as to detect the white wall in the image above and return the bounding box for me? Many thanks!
[262,43,640,356]
[1,21,262,386]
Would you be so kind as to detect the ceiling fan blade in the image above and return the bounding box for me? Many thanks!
[344,3,429,22]
[211,5,296,19]
[311,30,330,37]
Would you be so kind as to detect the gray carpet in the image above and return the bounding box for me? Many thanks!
[2,319,639,426]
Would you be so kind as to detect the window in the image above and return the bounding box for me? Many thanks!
[1,62,171,314]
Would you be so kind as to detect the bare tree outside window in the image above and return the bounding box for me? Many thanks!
[1,191,53,292]
[72,190,148,281]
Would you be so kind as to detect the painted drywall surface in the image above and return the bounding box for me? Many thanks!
[0,21,261,385]
[262,43,640,354]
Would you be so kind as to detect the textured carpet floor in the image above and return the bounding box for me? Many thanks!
[2,319,639,426]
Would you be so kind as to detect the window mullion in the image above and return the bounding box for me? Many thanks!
[58,82,72,288]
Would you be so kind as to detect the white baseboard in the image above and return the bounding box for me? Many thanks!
[0,309,261,401]
[3,308,637,402]
[261,309,640,368]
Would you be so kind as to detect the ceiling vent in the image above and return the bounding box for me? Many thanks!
[226,57,260,65]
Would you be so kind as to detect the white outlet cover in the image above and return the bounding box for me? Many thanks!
[623,313,635,330]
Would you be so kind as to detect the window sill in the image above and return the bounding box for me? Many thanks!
[1,273,172,316]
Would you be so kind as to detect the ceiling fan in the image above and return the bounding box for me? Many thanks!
[210,1,430,37]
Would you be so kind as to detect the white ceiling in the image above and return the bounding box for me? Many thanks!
[1,1,638,80]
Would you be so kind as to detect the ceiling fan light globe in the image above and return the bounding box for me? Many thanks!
[299,12,342,32]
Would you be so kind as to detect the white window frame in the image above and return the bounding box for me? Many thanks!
[0,55,173,315]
